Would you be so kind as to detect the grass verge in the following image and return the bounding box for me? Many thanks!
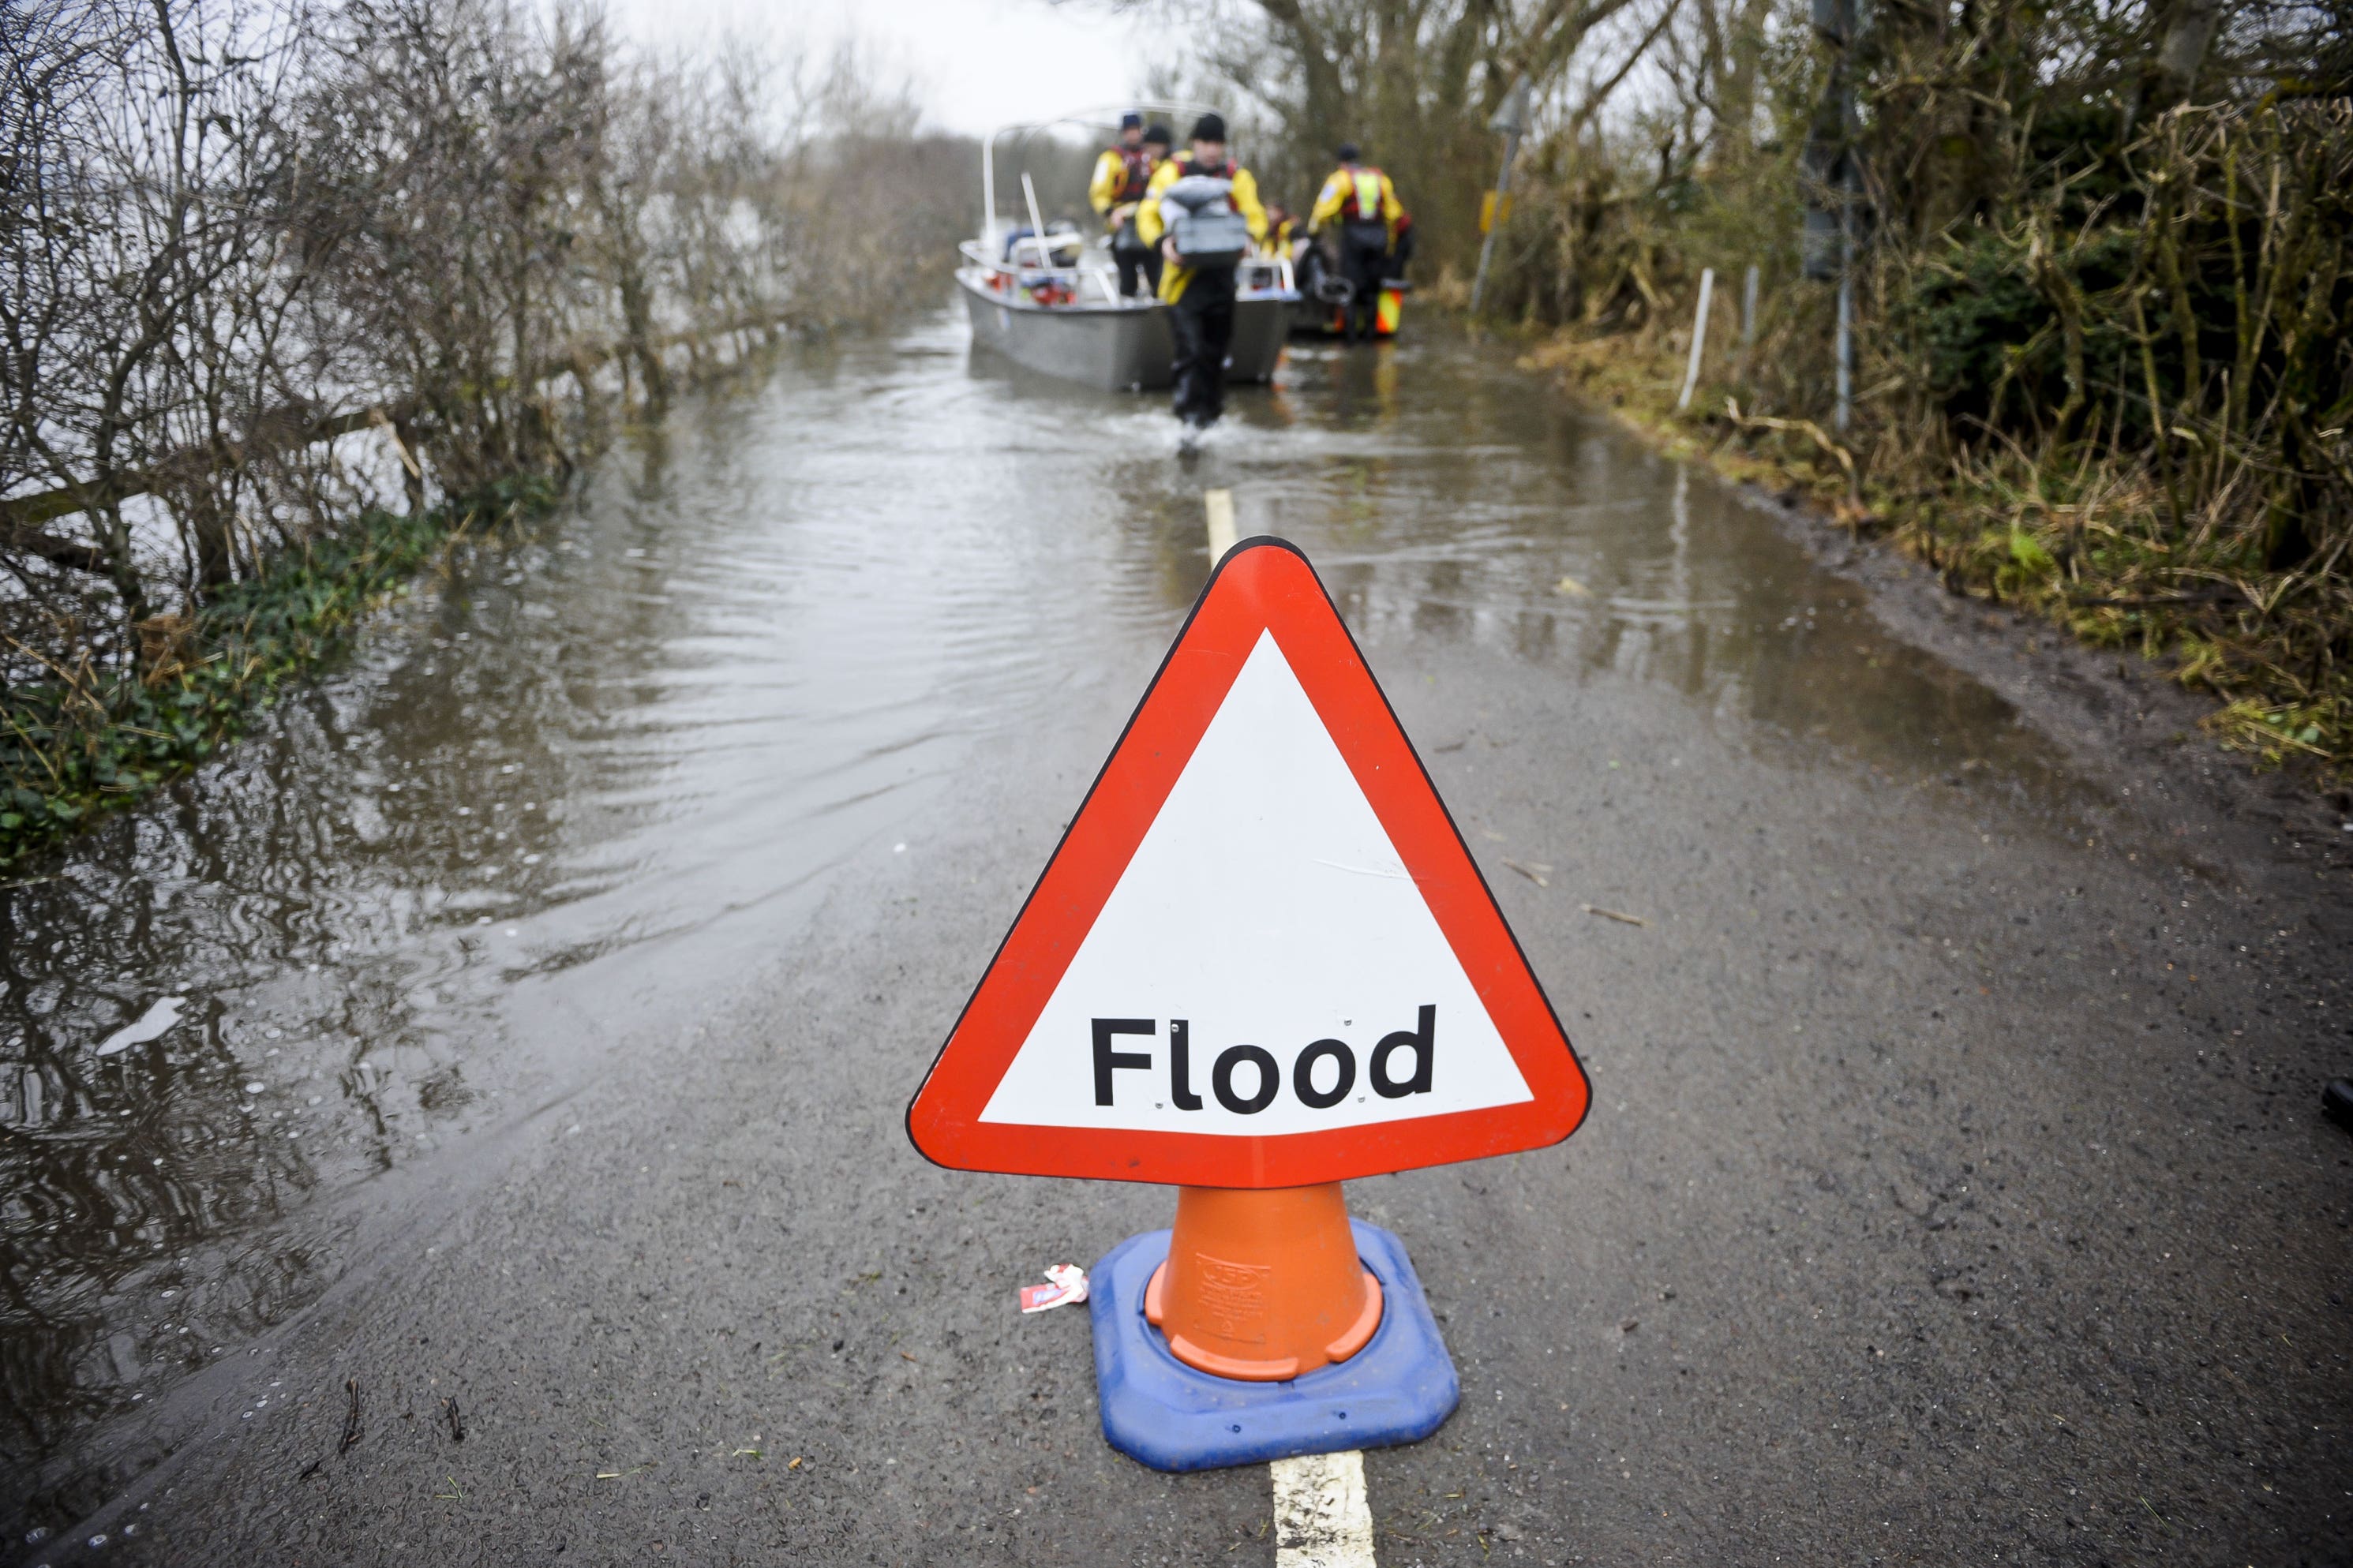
[1,475,560,873]
[1523,331,2350,791]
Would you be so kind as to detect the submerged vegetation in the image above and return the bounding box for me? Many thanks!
[3,478,553,866]
[1173,0,2351,781]
[1,0,972,865]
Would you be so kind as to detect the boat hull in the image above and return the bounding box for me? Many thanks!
[958,271,1171,390]
[957,270,1291,392]
[1227,294,1292,382]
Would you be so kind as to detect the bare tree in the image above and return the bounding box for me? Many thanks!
[2,0,976,773]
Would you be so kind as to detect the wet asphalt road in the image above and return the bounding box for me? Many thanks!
[13,317,2353,1565]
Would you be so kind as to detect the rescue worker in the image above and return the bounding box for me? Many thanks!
[1137,122,1174,288]
[1137,113,1267,441]
[1089,112,1166,298]
[1308,143,1403,342]
[1261,201,1302,261]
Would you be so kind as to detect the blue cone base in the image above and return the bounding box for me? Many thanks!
[1088,1219,1459,1473]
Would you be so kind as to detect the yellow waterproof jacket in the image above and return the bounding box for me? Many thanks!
[1309,166,1403,239]
[1136,155,1268,303]
[1089,147,1153,221]
[1260,215,1300,258]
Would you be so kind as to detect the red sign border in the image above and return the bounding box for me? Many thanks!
[905,537,1591,1186]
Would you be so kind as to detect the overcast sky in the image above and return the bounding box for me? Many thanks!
[606,0,1152,136]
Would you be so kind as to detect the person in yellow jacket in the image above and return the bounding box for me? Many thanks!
[1308,144,1403,343]
[1135,113,1266,439]
[1260,202,1302,261]
[1088,114,1171,298]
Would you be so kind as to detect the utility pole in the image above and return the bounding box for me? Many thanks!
[1468,77,1534,317]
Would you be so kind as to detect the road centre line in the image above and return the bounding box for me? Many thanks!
[1271,1450,1378,1567]
[1206,488,1239,562]
[1202,490,1377,1566]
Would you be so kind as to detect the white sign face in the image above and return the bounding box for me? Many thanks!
[979,631,1534,1135]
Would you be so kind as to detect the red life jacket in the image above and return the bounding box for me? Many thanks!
[1110,146,1153,203]
[1175,152,1242,180]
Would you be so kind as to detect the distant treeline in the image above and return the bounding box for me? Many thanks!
[1178,0,2351,775]
[1,0,972,680]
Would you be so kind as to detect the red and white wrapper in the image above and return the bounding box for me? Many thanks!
[1018,1263,1090,1314]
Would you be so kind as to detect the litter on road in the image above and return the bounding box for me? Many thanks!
[1019,1263,1090,1314]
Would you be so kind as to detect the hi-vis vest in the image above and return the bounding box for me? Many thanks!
[1339,168,1388,220]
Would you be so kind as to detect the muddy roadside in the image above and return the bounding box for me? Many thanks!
[1726,469,2351,890]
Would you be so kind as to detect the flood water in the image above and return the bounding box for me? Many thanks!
[0,312,2097,1531]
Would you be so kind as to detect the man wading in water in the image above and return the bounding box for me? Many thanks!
[1309,144,1405,344]
[1136,114,1266,451]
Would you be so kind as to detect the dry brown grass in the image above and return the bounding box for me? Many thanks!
[1527,320,2350,784]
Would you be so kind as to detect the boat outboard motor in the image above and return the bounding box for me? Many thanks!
[1043,221,1085,267]
[1159,174,1251,269]
[1293,244,1349,304]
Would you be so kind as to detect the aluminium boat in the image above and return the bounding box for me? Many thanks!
[956,107,1295,393]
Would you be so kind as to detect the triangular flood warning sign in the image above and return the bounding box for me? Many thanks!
[907,538,1590,1187]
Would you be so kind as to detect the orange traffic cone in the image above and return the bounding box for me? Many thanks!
[1143,1183,1384,1382]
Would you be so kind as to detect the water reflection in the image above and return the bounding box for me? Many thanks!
[1205,341,2074,797]
[3,311,2090,1539]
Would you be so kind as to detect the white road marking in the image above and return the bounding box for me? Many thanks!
[1208,488,1374,1568]
[1205,488,1238,562]
[1271,1450,1377,1567]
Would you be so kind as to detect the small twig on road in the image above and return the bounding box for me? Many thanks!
[443,1396,464,1443]
[1581,904,1648,926]
[339,1378,362,1455]
[1501,859,1552,888]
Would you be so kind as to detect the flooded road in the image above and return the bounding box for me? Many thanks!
[6,312,2342,1559]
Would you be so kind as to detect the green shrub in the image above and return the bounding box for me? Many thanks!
[0,474,559,870]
